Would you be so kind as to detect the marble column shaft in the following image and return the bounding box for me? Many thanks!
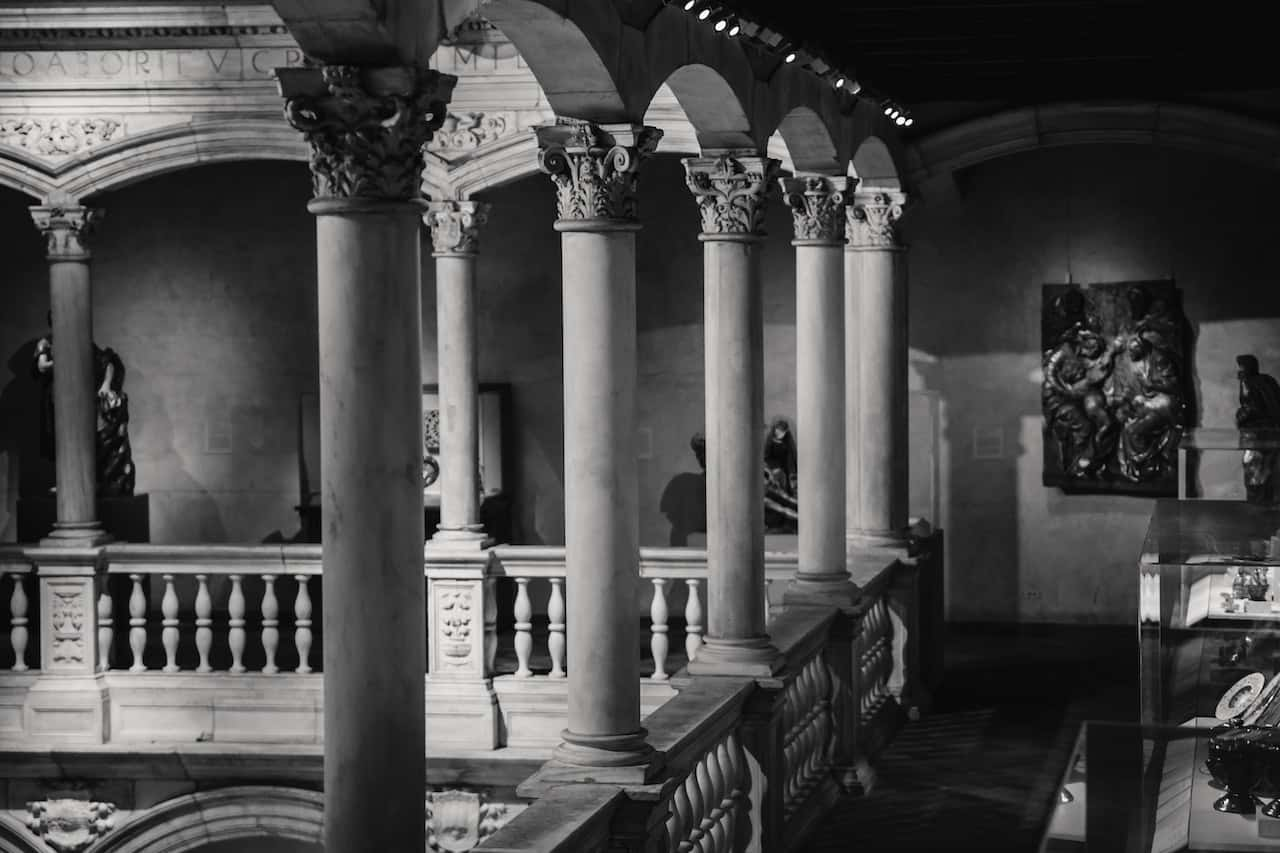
[425,200,489,544]
[537,121,661,770]
[845,189,909,546]
[279,63,455,853]
[780,175,854,596]
[682,155,781,675]
[30,205,104,542]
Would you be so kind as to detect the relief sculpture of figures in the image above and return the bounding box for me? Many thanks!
[1041,281,1189,495]
[32,313,137,497]
[1236,354,1280,504]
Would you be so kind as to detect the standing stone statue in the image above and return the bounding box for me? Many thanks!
[32,315,136,497]
[1236,354,1280,504]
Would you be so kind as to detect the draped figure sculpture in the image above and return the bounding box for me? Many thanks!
[1236,354,1280,504]
[690,417,799,534]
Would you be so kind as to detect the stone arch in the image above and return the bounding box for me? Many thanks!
[770,106,841,175]
[652,64,753,152]
[905,101,1280,188]
[447,131,543,198]
[0,148,58,201]
[469,1,629,124]
[850,135,901,189]
[94,786,322,853]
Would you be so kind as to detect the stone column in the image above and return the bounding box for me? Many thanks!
[424,200,491,548]
[29,204,107,545]
[780,175,857,604]
[278,64,455,853]
[682,154,782,676]
[845,189,909,548]
[536,121,661,775]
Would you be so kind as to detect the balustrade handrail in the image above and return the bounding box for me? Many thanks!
[103,543,323,575]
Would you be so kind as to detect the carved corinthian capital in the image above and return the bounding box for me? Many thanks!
[30,205,101,260]
[277,65,457,202]
[682,154,780,238]
[425,200,489,255]
[535,121,663,224]
[847,188,907,249]
[778,175,850,243]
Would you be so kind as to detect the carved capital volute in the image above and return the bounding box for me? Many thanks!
[778,175,850,244]
[846,188,907,250]
[425,200,490,256]
[277,65,457,204]
[682,153,779,239]
[534,121,663,226]
[30,205,101,261]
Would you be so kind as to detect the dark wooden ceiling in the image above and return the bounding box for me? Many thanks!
[719,0,1274,105]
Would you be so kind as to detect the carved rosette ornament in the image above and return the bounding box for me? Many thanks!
[26,799,116,853]
[846,188,907,249]
[29,205,101,260]
[535,122,662,224]
[425,200,490,255]
[277,65,457,202]
[778,175,850,243]
[682,154,780,238]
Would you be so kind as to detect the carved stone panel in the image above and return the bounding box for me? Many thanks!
[0,117,123,160]
[40,576,97,675]
[426,789,517,853]
[1041,280,1190,495]
[26,799,116,853]
[429,580,483,677]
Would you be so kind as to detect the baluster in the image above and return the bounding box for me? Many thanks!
[670,779,693,853]
[685,579,704,662]
[547,578,566,679]
[294,574,313,674]
[228,574,246,674]
[96,585,113,672]
[261,574,279,674]
[128,574,147,672]
[650,578,669,681]
[161,574,180,672]
[194,575,213,672]
[704,747,727,853]
[722,735,745,851]
[10,574,28,672]
[513,577,533,678]
[683,772,705,853]
[483,577,497,675]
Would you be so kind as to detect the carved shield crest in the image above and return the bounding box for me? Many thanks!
[27,799,115,853]
[427,790,480,852]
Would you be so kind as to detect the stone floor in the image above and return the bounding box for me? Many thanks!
[802,623,1136,852]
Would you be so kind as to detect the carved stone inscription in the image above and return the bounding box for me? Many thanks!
[0,48,305,85]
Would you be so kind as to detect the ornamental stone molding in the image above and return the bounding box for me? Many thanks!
[26,799,116,853]
[682,154,780,238]
[427,112,513,157]
[30,204,101,260]
[779,174,850,243]
[425,789,516,853]
[277,65,457,202]
[535,121,662,223]
[425,200,489,255]
[0,117,123,160]
[846,188,907,249]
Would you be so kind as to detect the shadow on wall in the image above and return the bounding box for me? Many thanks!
[141,396,226,543]
[0,339,52,539]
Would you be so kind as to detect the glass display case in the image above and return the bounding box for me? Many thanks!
[1141,499,1280,727]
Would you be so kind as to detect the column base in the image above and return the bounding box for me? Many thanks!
[41,521,111,548]
[551,728,656,775]
[783,576,861,607]
[846,528,909,550]
[426,528,494,552]
[687,636,784,677]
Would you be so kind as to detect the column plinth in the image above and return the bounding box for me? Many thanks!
[425,200,492,551]
[845,189,910,551]
[537,121,662,774]
[30,204,108,547]
[280,62,455,853]
[780,175,857,607]
[682,154,783,676]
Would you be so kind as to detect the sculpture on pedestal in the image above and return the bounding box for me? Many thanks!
[1236,354,1280,504]
[32,316,136,497]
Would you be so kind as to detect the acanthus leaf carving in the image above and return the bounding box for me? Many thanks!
[26,799,116,853]
[0,117,123,159]
[427,112,512,156]
[279,65,457,202]
[682,154,779,237]
[29,205,101,259]
[846,188,906,249]
[425,200,489,255]
[779,174,849,243]
[535,121,662,223]
[48,587,88,665]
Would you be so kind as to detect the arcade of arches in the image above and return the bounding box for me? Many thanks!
[1,2,1279,852]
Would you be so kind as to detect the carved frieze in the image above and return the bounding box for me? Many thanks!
[278,65,456,202]
[49,587,88,665]
[30,205,101,259]
[682,154,780,237]
[427,112,512,156]
[26,799,116,853]
[425,200,490,255]
[778,175,849,242]
[535,121,662,223]
[0,117,122,159]
[426,789,514,853]
[846,189,906,249]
